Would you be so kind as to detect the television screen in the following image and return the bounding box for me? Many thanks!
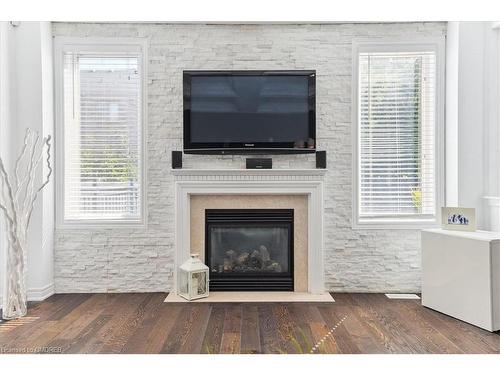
[183,71,315,153]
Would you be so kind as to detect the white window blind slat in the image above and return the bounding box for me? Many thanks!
[358,50,436,219]
[63,52,142,221]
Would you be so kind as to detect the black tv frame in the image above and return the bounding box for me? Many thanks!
[183,70,316,155]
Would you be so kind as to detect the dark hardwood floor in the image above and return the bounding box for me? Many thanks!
[1,293,499,354]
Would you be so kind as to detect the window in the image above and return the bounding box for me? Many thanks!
[55,39,146,225]
[353,41,444,228]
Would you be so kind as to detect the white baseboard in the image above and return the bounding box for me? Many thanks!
[27,283,55,301]
[0,283,55,309]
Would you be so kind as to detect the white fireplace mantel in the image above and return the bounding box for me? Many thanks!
[173,169,325,294]
[171,168,327,178]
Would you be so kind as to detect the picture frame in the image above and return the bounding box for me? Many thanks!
[441,207,476,232]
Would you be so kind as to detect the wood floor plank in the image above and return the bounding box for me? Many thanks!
[13,294,107,351]
[408,300,500,353]
[354,294,438,353]
[336,294,407,354]
[120,293,168,353]
[143,304,184,353]
[285,304,317,354]
[273,304,301,354]
[99,294,157,353]
[305,305,344,354]
[63,314,112,353]
[76,293,146,353]
[240,305,261,354]
[375,296,461,354]
[2,293,500,354]
[388,298,465,354]
[53,294,109,341]
[258,304,281,353]
[0,294,81,346]
[161,304,212,353]
[201,304,226,354]
[318,303,384,354]
[178,304,212,353]
[1,320,56,352]
[47,294,93,321]
[220,304,242,354]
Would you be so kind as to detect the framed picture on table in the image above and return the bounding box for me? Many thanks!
[441,207,476,232]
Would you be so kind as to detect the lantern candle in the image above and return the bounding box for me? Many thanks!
[178,254,209,301]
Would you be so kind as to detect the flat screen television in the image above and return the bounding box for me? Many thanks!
[183,70,316,154]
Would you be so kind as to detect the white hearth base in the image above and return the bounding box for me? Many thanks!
[164,291,334,303]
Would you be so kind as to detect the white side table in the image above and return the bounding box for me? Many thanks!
[422,229,500,332]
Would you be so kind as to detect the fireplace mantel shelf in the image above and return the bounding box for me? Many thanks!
[171,168,327,177]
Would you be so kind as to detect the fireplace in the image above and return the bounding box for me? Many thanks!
[205,209,294,291]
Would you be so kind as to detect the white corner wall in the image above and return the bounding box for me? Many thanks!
[0,22,13,309]
[0,21,55,306]
[483,23,500,231]
[457,22,486,228]
[447,22,500,231]
[445,22,459,206]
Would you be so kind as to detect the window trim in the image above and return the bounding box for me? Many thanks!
[351,38,445,229]
[54,37,148,229]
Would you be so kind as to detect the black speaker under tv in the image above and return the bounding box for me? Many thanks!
[183,70,316,154]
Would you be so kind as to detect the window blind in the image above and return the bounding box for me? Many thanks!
[358,51,436,218]
[63,53,142,221]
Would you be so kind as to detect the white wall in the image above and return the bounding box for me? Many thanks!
[0,21,55,306]
[3,21,496,299]
[447,22,500,231]
[0,22,11,309]
[445,22,459,206]
[0,21,16,309]
[458,22,486,227]
[482,23,500,231]
[52,22,446,293]
[6,21,498,298]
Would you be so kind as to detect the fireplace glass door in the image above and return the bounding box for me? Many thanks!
[205,209,293,291]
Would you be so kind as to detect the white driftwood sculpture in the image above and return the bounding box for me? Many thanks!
[0,128,52,320]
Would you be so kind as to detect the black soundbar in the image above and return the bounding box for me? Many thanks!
[246,158,272,169]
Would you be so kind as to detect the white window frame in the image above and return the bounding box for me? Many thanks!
[54,37,148,228]
[352,38,445,229]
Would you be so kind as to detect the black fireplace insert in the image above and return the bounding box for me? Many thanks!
[205,209,294,291]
